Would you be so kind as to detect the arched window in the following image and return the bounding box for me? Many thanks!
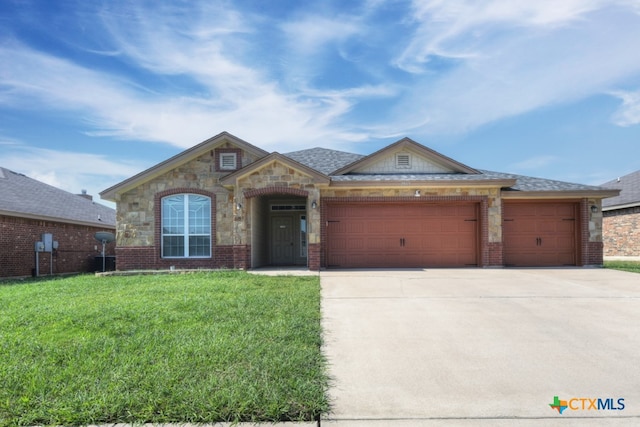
[161,194,211,258]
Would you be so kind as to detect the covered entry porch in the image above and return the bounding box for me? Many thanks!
[243,186,320,269]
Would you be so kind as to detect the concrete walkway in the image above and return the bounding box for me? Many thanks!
[320,268,640,426]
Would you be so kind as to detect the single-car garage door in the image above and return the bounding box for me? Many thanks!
[503,201,578,267]
[326,203,478,268]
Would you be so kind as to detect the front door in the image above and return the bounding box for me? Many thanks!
[271,216,294,265]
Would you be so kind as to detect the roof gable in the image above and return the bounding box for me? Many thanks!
[333,137,479,176]
[0,167,115,227]
[100,131,269,201]
[219,152,330,187]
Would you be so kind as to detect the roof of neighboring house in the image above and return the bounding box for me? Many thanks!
[600,169,640,209]
[0,167,115,227]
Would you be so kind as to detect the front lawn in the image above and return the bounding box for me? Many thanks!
[604,260,640,273]
[0,272,329,426]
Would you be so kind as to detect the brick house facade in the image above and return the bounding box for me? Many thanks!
[0,168,115,278]
[101,132,618,271]
[601,170,640,258]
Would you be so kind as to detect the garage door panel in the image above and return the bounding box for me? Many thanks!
[326,203,478,268]
[503,202,577,267]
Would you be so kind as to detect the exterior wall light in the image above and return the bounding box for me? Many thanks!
[590,205,598,213]
[311,200,317,209]
[414,190,421,197]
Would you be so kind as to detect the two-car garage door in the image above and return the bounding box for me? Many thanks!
[326,203,479,268]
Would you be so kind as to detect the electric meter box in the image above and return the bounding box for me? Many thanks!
[42,233,53,252]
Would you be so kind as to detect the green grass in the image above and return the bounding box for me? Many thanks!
[0,272,329,426]
[604,260,640,273]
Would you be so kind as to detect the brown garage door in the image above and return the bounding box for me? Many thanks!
[326,203,478,268]
[503,201,578,266]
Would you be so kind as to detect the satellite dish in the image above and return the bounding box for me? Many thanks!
[94,232,115,243]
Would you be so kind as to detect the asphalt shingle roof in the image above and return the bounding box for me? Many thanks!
[478,170,608,192]
[284,148,608,192]
[0,167,115,226]
[284,147,366,175]
[600,169,640,208]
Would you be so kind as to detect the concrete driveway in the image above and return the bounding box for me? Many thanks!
[320,268,640,426]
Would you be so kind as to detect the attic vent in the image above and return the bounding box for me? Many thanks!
[220,153,237,170]
[395,153,411,169]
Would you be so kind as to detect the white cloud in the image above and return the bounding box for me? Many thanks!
[396,0,616,73]
[610,89,640,126]
[510,155,558,171]
[0,0,394,153]
[2,0,640,160]
[384,0,640,135]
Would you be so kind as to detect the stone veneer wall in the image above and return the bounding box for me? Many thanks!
[115,144,261,270]
[237,160,322,249]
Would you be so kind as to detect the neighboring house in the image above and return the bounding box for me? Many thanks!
[600,170,640,258]
[100,131,618,271]
[0,167,116,278]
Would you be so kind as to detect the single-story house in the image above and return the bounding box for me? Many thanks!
[0,167,116,278]
[100,131,618,271]
[600,170,640,258]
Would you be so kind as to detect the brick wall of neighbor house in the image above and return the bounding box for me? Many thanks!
[0,214,115,278]
[603,207,640,256]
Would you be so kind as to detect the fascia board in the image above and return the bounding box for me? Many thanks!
[602,201,640,211]
[501,190,621,199]
[0,209,115,228]
[328,178,516,188]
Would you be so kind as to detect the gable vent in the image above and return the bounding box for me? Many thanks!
[220,153,237,170]
[395,153,411,169]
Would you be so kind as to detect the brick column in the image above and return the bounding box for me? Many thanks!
[308,243,321,271]
[233,245,250,270]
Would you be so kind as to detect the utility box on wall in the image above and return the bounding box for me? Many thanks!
[42,233,53,252]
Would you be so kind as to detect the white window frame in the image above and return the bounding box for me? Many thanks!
[219,152,237,170]
[300,215,307,257]
[161,194,211,258]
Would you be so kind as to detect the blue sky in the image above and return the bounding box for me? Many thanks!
[1,0,640,207]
